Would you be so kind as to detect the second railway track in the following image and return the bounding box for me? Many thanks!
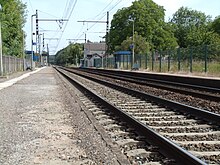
[67,67,220,114]
[75,68,220,102]
[56,66,220,164]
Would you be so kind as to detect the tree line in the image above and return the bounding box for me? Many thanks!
[109,0,220,55]
[1,0,219,63]
[0,0,26,57]
[57,0,220,64]
[56,0,220,65]
[55,43,83,66]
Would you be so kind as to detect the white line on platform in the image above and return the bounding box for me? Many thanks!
[0,67,45,90]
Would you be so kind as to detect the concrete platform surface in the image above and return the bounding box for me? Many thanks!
[0,67,121,165]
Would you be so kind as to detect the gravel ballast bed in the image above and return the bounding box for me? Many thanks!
[0,67,123,165]
[74,70,220,114]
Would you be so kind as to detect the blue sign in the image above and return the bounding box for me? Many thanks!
[33,55,39,61]
[25,50,34,54]
[114,51,131,55]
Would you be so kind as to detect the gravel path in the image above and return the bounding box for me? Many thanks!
[0,67,123,165]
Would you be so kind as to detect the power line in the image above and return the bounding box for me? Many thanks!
[63,0,75,19]
[74,24,85,40]
[73,1,114,40]
[76,13,107,42]
[86,13,108,32]
[54,0,78,53]
[73,0,123,42]
[52,0,125,53]
[112,0,132,13]
[109,0,122,12]
[62,0,70,19]
[38,10,59,18]
[91,0,114,20]
[28,0,34,13]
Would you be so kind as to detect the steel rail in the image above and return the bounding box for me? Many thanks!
[63,67,220,125]
[77,68,220,94]
[74,68,220,102]
[55,66,207,165]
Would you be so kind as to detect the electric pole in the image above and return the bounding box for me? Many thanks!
[78,11,109,68]
[47,44,49,64]
[36,10,38,59]
[42,33,44,66]
[106,11,109,67]
[34,9,68,66]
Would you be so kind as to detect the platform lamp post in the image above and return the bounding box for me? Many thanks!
[31,14,36,70]
[132,19,134,67]
[0,4,3,76]
[129,18,135,68]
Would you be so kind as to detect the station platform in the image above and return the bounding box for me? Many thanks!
[0,67,121,165]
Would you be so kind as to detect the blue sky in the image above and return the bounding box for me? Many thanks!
[21,0,220,55]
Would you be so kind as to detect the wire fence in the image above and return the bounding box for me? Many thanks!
[94,44,220,76]
[2,55,31,76]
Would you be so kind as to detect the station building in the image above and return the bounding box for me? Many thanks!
[81,41,106,68]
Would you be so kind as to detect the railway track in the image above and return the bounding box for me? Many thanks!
[55,66,220,164]
[78,96,169,164]
[65,67,220,114]
[74,68,220,102]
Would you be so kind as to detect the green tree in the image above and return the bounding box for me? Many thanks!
[120,32,149,55]
[55,43,83,66]
[55,48,68,66]
[0,0,26,57]
[211,16,220,35]
[170,7,213,47]
[109,0,177,53]
[152,22,177,50]
[68,43,83,65]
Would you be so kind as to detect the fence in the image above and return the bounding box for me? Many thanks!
[95,45,220,76]
[2,55,31,76]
